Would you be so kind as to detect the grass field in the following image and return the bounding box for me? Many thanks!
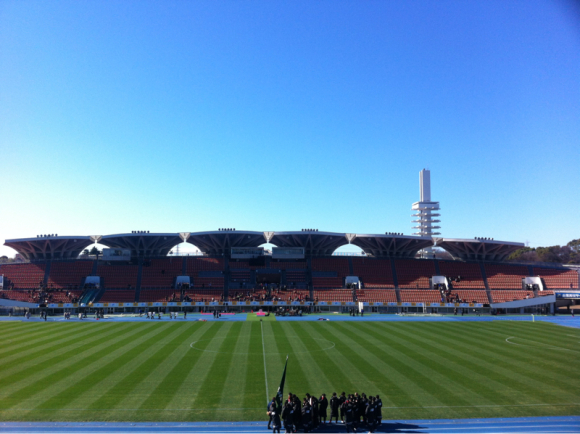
[0,318,579,422]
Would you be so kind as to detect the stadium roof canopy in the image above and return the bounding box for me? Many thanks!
[267,231,349,256]
[187,230,267,255]
[99,233,187,257]
[4,236,97,260]
[350,234,434,258]
[434,238,525,261]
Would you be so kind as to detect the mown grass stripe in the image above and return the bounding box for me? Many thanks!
[0,324,63,344]
[135,323,217,411]
[283,322,346,398]
[267,323,309,398]
[87,322,217,416]
[330,322,463,418]
[296,322,360,396]
[261,320,293,407]
[355,322,521,416]
[427,323,580,388]
[162,323,228,422]
[216,322,252,416]
[119,322,232,421]
[0,326,77,351]
[0,323,147,409]
[334,322,506,420]
[0,323,118,370]
[361,322,525,407]
[0,320,578,422]
[312,323,422,409]
[192,323,245,417]
[0,322,115,359]
[0,323,135,392]
[33,322,184,417]
[239,323,266,418]
[52,322,192,418]
[390,322,579,396]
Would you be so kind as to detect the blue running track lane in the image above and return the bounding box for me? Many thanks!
[1,417,579,433]
[1,314,580,328]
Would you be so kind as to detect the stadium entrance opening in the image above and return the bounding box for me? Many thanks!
[256,272,281,284]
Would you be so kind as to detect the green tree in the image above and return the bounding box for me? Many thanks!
[89,246,102,261]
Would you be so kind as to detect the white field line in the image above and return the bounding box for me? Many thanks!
[260,320,269,405]
[505,336,580,353]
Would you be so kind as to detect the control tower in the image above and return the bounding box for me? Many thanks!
[412,169,440,257]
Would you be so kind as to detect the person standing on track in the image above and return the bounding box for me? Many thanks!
[365,396,376,433]
[375,394,382,428]
[319,393,328,424]
[329,392,340,423]
[301,397,312,433]
[343,395,355,433]
[339,391,346,423]
[281,400,294,434]
[267,397,275,429]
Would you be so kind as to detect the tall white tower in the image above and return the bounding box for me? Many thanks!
[412,169,441,257]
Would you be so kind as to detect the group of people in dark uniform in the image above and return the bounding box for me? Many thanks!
[268,392,382,433]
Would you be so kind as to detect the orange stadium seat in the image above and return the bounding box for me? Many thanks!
[96,263,139,289]
[438,261,485,289]
[400,289,442,303]
[47,261,94,289]
[1,263,46,289]
[395,260,435,289]
[533,268,578,289]
[141,258,183,289]
[485,264,528,289]
[352,258,395,288]
[490,290,534,303]
[356,289,397,303]
[450,290,489,304]
[314,289,353,302]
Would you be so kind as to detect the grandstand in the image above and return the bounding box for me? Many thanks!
[0,230,578,314]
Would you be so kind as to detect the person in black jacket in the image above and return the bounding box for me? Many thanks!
[358,393,367,425]
[281,401,294,434]
[272,407,282,434]
[309,394,319,427]
[302,398,312,433]
[339,392,346,423]
[267,397,275,429]
[375,395,383,428]
[342,396,355,433]
[292,395,302,432]
[329,392,340,423]
[365,396,376,433]
[319,393,328,424]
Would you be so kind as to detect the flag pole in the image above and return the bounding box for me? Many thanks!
[275,355,289,414]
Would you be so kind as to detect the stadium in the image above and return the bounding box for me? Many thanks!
[2,0,579,431]
[0,171,579,433]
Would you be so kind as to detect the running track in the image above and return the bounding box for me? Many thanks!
[1,417,579,433]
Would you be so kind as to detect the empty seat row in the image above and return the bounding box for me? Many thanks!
[352,258,395,288]
[395,260,435,289]
[533,268,578,289]
[438,261,485,289]
[490,290,534,303]
[0,263,46,289]
[141,258,183,288]
[399,290,441,303]
[47,261,94,289]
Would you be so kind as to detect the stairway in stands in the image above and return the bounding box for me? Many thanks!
[480,263,493,303]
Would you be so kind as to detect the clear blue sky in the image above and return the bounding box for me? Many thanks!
[1,0,579,257]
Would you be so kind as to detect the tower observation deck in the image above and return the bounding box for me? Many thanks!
[411,169,440,257]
